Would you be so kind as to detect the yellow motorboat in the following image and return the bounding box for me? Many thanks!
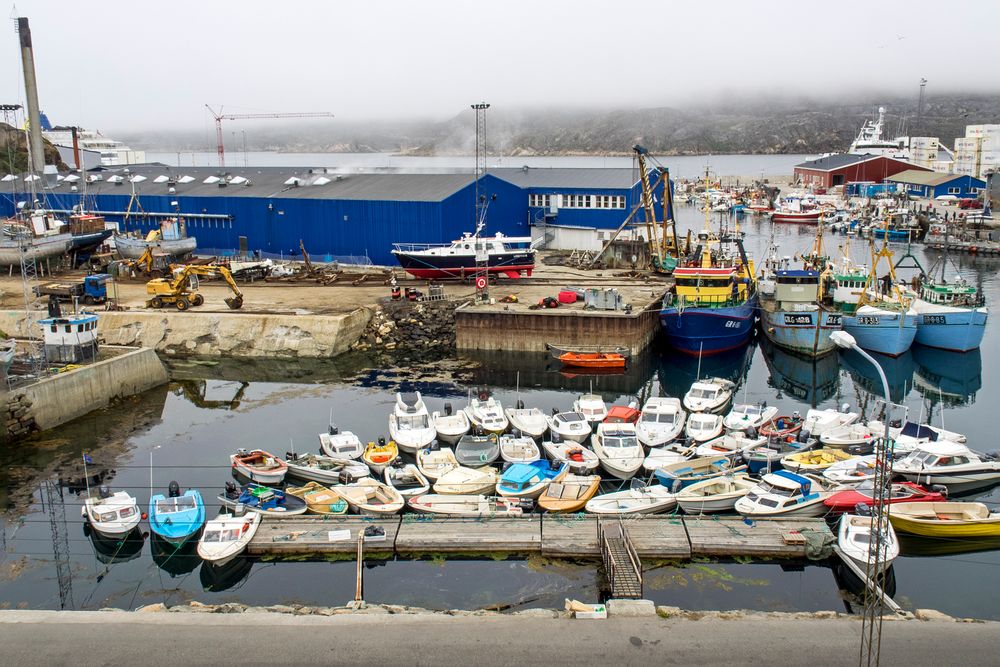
[285,482,349,516]
[888,502,1000,538]
[780,447,856,473]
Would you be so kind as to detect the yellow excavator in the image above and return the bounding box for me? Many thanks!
[145,265,244,311]
[121,246,173,278]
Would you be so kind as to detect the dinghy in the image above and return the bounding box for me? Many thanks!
[318,424,364,460]
[585,480,677,515]
[684,412,724,442]
[285,452,369,485]
[760,414,804,438]
[148,483,205,546]
[362,439,399,475]
[407,494,533,517]
[888,501,1000,538]
[821,422,878,448]
[723,403,778,432]
[635,397,686,448]
[822,455,878,484]
[892,441,1000,492]
[388,391,436,454]
[780,447,858,473]
[676,474,757,514]
[455,433,501,467]
[635,396,686,447]
[742,434,818,475]
[540,439,600,473]
[496,460,567,498]
[824,480,946,514]
[802,406,859,437]
[573,393,608,426]
[338,478,405,515]
[433,466,499,495]
[546,411,593,444]
[230,449,288,484]
[285,482,349,515]
[430,404,471,444]
[734,471,838,518]
[682,378,736,414]
[197,511,261,566]
[383,462,431,498]
[82,486,141,539]
[504,405,549,439]
[499,434,541,463]
[537,474,602,513]
[838,513,899,572]
[642,442,696,474]
[591,422,644,480]
[694,432,767,459]
[219,482,308,516]
[654,456,744,491]
[416,445,459,481]
[464,397,509,434]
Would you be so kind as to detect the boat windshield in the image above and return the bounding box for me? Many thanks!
[642,412,675,424]
[689,388,718,400]
[741,405,762,416]
[604,436,638,448]
[905,450,939,466]
[397,414,429,430]
[757,481,798,498]
[559,412,586,424]
[203,528,240,543]
[156,497,197,514]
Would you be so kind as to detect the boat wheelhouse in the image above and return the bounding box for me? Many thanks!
[391,231,535,280]
[38,312,99,363]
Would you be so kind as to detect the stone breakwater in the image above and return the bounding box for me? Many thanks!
[1,393,36,439]
[351,300,459,356]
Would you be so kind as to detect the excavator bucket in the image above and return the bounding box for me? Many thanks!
[225,295,244,310]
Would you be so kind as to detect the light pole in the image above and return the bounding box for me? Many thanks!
[830,330,892,667]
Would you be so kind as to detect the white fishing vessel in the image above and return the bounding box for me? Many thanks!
[433,466,499,495]
[318,421,364,460]
[802,406,859,438]
[635,397,686,448]
[823,455,878,484]
[837,513,899,573]
[384,463,431,498]
[723,403,778,432]
[81,486,141,538]
[821,422,878,448]
[338,478,405,515]
[585,480,677,515]
[735,471,838,518]
[642,443,695,474]
[388,392,436,454]
[415,445,459,481]
[498,434,541,463]
[693,432,767,459]
[284,452,369,485]
[407,494,532,517]
[676,474,757,514]
[540,439,600,473]
[504,405,549,439]
[892,442,1000,492]
[573,393,608,427]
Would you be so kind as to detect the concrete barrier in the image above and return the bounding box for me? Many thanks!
[0,307,373,358]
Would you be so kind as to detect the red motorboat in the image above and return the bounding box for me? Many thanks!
[604,405,640,424]
[823,480,947,513]
[770,210,823,224]
[760,415,804,438]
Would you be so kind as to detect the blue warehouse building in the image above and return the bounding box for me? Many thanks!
[0,164,665,265]
[885,170,986,200]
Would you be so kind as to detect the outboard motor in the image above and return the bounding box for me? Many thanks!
[224,481,239,499]
[377,437,386,447]
[501,461,512,473]
[889,418,903,429]
[285,451,299,461]
[329,423,340,436]
[511,428,522,438]
[798,429,811,444]
[551,432,562,444]
[930,484,948,498]
[236,448,249,457]
[841,403,851,414]
[444,403,453,416]
[428,440,440,451]
[167,480,180,498]
[853,502,872,516]
[516,498,535,512]
[552,407,559,416]
[516,399,525,410]
[339,471,357,485]
[982,451,1000,462]
[391,457,406,468]
[746,426,758,439]
[98,485,111,499]
[475,426,484,436]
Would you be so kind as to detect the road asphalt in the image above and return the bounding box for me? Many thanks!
[0,610,994,666]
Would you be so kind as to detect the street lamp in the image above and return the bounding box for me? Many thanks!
[830,331,891,440]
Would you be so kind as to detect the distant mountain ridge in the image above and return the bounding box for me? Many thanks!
[122,94,1000,157]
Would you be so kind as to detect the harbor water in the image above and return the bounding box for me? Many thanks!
[1,210,999,617]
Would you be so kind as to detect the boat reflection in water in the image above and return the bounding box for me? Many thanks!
[654,339,756,399]
[83,524,145,565]
[897,534,1000,558]
[759,336,838,407]
[150,532,201,578]
[200,556,255,592]
[830,560,897,612]
[912,346,982,407]
[840,348,915,404]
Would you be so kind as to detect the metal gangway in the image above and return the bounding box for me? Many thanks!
[598,518,643,599]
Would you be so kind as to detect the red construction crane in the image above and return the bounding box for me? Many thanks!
[205,105,335,167]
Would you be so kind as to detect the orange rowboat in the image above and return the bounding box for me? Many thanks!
[558,352,626,369]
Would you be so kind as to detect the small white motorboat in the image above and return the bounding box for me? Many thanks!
[685,413,724,442]
[416,445,459,481]
[407,494,532,517]
[723,403,778,432]
[585,480,677,515]
[499,434,541,463]
[433,466,499,495]
[430,404,471,445]
[455,433,501,467]
[682,378,736,414]
[641,442,696,474]
[573,393,608,427]
[635,397,686,448]
[197,511,261,566]
[546,411,593,444]
[229,449,288,484]
[504,405,549,439]
[821,422,878,448]
[384,463,431,498]
[693,432,767,459]
[81,486,141,538]
[540,439,600,473]
[735,470,838,518]
[591,422,644,480]
[837,513,899,573]
[892,441,1000,492]
[389,391,437,454]
[284,452,369,485]
[338,478,405,515]
[867,419,968,451]
[802,406,859,438]
[318,423,364,460]
[676,474,757,514]
[823,454,878,484]
[464,397,509,434]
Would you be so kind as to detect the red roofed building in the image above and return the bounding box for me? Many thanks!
[793,154,931,189]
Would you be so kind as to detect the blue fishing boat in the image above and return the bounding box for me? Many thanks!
[218,482,308,516]
[496,460,567,499]
[148,483,206,547]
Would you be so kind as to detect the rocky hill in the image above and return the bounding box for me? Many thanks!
[0,122,67,172]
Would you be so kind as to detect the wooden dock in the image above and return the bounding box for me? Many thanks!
[247,514,831,560]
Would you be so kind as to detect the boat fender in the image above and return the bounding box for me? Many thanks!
[168,480,180,498]
[444,402,453,416]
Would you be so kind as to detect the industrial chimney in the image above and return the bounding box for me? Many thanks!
[17,17,46,174]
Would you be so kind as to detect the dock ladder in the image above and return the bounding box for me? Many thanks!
[598,518,643,599]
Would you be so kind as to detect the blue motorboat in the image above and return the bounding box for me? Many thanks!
[218,482,308,516]
[148,483,206,547]
[496,460,567,499]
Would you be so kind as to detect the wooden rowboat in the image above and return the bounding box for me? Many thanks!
[546,342,631,360]
[537,473,601,513]
[558,352,626,369]
[286,482,349,515]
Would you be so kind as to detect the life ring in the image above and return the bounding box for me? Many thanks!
[475,276,488,290]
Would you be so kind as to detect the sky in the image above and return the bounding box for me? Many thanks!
[2,0,997,134]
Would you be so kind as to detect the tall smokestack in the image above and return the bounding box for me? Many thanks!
[17,17,46,174]
[71,127,81,170]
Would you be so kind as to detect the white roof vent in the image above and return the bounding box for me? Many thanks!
[203,175,221,184]
[24,174,41,182]
[153,175,170,183]
[129,175,147,183]
[229,175,249,185]
[284,176,302,186]
[313,176,331,186]
[1,174,16,182]
[107,175,124,183]
[88,174,104,182]
[177,175,196,184]
[64,174,81,182]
